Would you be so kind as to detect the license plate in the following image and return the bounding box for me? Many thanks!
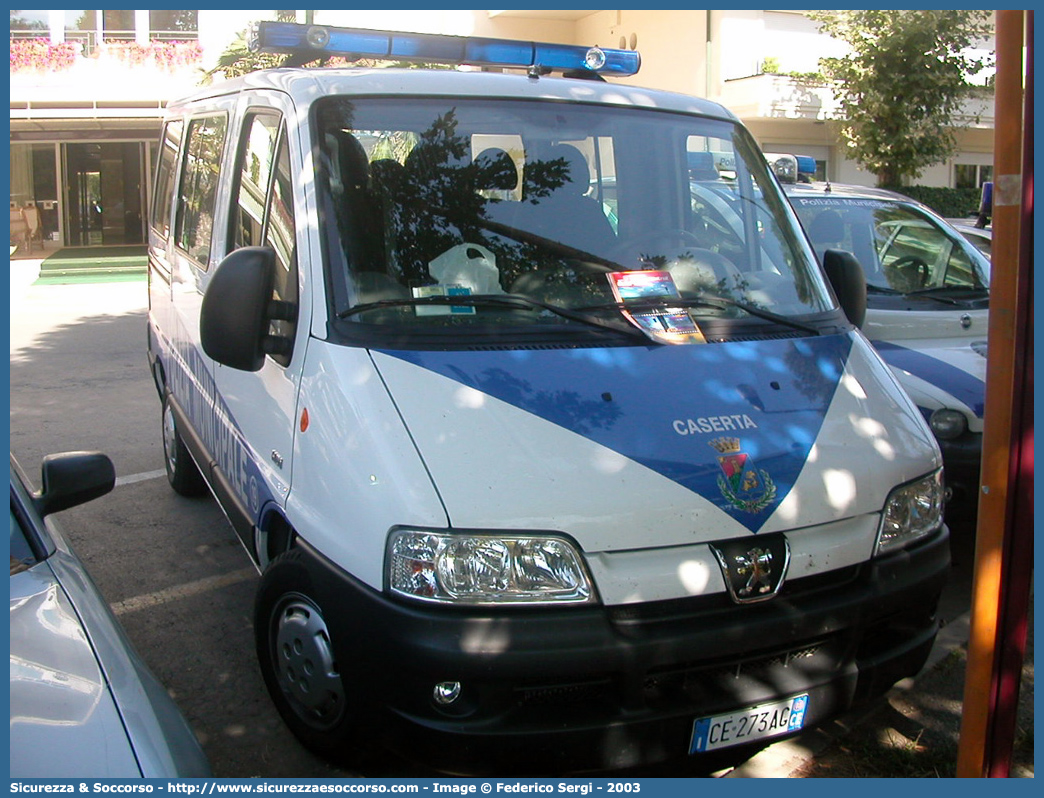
[689,694,809,753]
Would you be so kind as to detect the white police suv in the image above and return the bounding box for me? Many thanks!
[147,22,950,773]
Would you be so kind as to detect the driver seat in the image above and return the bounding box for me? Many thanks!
[519,144,616,259]
[806,209,845,262]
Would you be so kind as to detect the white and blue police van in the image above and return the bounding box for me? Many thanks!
[781,180,989,514]
[147,22,950,774]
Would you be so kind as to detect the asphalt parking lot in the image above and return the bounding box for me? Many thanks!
[9,269,382,778]
[9,264,979,778]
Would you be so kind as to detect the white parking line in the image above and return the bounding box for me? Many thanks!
[111,567,258,616]
[114,469,167,487]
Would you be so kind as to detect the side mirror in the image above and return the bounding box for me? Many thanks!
[34,452,115,517]
[823,249,867,329]
[201,247,280,372]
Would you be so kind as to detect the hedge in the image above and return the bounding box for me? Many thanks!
[880,186,983,219]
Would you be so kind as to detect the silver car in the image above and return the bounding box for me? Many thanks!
[10,451,210,778]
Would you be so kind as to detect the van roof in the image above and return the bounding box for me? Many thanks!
[166,66,737,122]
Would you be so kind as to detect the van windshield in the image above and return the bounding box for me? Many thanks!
[316,96,832,343]
[790,197,991,295]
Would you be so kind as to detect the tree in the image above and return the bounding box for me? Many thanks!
[810,10,994,187]
[201,11,297,82]
[10,10,48,30]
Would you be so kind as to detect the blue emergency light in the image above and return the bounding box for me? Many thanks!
[247,21,641,77]
[794,155,817,179]
[766,153,817,183]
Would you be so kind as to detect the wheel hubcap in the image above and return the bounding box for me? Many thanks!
[272,596,345,730]
[162,404,178,474]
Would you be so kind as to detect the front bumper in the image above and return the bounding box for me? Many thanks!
[938,430,982,505]
[298,527,950,774]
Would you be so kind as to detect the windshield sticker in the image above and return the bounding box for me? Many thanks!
[608,270,680,301]
[608,270,707,344]
[411,285,476,315]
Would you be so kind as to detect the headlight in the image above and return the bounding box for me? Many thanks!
[929,409,968,441]
[875,471,944,556]
[387,529,595,604]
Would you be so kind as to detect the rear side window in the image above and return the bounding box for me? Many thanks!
[174,114,227,267]
[229,111,298,367]
[151,119,183,238]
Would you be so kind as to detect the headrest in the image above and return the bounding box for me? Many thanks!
[474,148,518,191]
[333,131,369,190]
[687,151,719,181]
[548,144,590,195]
[807,209,845,243]
[369,158,406,193]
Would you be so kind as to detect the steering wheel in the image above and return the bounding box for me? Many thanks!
[889,255,931,291]
[610,228,705,268]
[664,247,743,296]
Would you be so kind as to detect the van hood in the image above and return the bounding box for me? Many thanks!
[371,333,939,552]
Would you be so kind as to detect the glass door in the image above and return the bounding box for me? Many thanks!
[62,142,146,247]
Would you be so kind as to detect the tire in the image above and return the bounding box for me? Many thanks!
[255,549,373,765]
[162,393,206,496]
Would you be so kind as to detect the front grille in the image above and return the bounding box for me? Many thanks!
[514,678,613,708]
[607,563,863,628]
[642,637,844,710]
[504,635,845,717]
[702,329,807,343]
[465,341,588,351]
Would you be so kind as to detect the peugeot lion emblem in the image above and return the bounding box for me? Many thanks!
[710,534,791,604]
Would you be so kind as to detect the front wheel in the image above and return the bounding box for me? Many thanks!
[162,393,206,496]
[255,550,373,765]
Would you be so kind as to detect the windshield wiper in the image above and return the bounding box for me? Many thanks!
[338,292,651,342]
[581,295,822,336]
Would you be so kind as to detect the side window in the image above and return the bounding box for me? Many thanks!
[10,507,39,575]
[230,113,278,251]
[174,114,227,267]
[151,119,183,238]
[879,223,947,291]
[229,111,298,367]
[941,244,979,288]
[574,136,616,233]
[265,129,299,367]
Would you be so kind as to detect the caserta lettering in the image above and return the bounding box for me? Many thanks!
[673,414,758,436]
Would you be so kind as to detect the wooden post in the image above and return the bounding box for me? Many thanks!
[955,9,1033,778]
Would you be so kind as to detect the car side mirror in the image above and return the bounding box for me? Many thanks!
[201,247,290,371]
[823,249,867,329]
[34,452,115,517]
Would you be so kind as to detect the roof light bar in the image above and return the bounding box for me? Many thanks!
[247,21,641,77]
[765,153,817,184]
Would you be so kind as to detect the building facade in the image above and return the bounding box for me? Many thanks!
[9,9,995,251]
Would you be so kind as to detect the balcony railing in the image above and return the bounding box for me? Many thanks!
[720,73,840,121]
[719,73,995,128]
[10,28,198,58]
